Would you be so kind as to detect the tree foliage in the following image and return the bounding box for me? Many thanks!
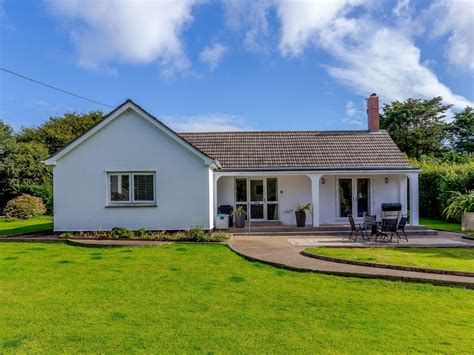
[17,111,103,155]
[380,97,452,159]
[448,107,473,155]
[0,111,104,213]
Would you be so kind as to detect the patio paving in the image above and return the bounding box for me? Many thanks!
[288,232,474,247]
[227,232,474,288]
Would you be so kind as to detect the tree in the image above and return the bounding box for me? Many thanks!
[0,120,15,206]
[448,107,473,155]
[380,97,452,159]
[17,111,104,155]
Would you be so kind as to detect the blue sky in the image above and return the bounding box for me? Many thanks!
[0,0,473,132]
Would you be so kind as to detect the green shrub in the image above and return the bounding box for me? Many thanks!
[58,232,74,238]
[443,191,474,221]
[4,194,46,219]
[410,158,474,220]
[189,224,208,242]
[135,227,151,239]
[208,231,230,241]
[110,227,135,239]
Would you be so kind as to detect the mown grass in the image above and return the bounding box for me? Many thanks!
[420,217,461,232]
[0,216,53,236]
[0,243,473,353]
[305,247,474,273]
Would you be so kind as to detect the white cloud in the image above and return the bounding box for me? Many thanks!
[274,0,474,111]
[222,0,273,53]
[277,0,364,57]
[428,0,474,72]
[393,0,410,17]
[199,42,228,70]
[46,0,202,75]
[344,100,364,126]
[163,113,255,132]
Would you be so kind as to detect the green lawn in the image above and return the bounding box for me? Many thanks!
[420,217,461,232]
[1,243,474,353]
[305,247,474,273]
[0,216,53,236]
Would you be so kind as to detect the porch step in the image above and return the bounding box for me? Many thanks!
[231,228,438,237]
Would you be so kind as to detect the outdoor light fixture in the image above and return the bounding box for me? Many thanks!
[321,177,325,184]
[384,177,389,183]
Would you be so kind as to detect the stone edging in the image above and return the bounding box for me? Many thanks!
[226,244,474,289]
[300,250,474,277]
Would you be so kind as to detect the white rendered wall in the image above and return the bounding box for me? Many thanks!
[53,110,212,231]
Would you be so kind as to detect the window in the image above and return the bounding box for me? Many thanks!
[108,172,155,205]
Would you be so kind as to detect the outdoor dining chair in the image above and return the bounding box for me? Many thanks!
[376,218,400,242]
[348,214,366,241]
[397,215,408,241]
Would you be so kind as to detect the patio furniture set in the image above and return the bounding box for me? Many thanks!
[348,203,408,243]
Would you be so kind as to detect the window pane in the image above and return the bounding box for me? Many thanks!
[250,204,263,219]
[110,174,129,201]
[267,178,277,202]
[250,180,264,201]
[236,179,247,202]
[267,204,278,220]
[134,175,154,201]
[338,178,352,217]
[356,178,370,217]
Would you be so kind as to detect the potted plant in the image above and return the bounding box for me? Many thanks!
[295,203,311,227]
[234,205,247,228]
[443,191,474,231]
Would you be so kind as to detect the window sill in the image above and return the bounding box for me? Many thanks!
[105,204,158,208]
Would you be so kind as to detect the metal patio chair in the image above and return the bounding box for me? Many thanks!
[397,215,408,241]
[348,214,366,241]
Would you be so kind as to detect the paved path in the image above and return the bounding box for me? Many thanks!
[228,234,474,288]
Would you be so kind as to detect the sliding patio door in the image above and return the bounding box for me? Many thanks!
[338,178,371,219]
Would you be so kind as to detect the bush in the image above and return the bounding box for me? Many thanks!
[410,158,474,220]
[443,191,474,221]
[4,194,46,219]
[110,227,135,239]
[189,224,208,242]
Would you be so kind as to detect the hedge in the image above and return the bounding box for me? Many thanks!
[410,158,474,220]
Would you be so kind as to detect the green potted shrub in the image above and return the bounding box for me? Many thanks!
[295,203,311,227]
[234,205,247,228]
[443,191,474,231]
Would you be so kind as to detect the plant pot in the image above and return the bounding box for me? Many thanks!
[295,211,306,227]
[462,212,474,232]
[235,213,246,228]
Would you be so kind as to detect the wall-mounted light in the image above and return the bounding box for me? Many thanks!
[384,177,389,184]
[321,177,325,184]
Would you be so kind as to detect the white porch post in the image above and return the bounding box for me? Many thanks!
[399,175,408,217]
[408,172,419,225]
[309,174,322,227]
[213,174,220,228]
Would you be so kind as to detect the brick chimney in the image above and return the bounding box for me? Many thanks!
[367,93,379,131]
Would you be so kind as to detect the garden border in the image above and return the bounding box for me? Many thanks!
[301,250,474,277]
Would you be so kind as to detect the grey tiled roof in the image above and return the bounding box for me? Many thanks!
[179,130,411,169]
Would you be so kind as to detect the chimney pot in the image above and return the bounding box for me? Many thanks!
[367,93,379,131]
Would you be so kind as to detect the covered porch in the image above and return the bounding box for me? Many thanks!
[213,170,419,228]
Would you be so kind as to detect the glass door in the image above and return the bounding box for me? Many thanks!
[235,178,248,220]
[338,178,353,218]
[338,178,371,219]
[249,179,264,220]
[266,178,279,221]
[356,178,370,217]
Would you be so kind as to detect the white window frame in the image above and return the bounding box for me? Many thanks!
[107,171,156,206]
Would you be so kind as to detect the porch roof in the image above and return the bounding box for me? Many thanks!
[180,130,411,170]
